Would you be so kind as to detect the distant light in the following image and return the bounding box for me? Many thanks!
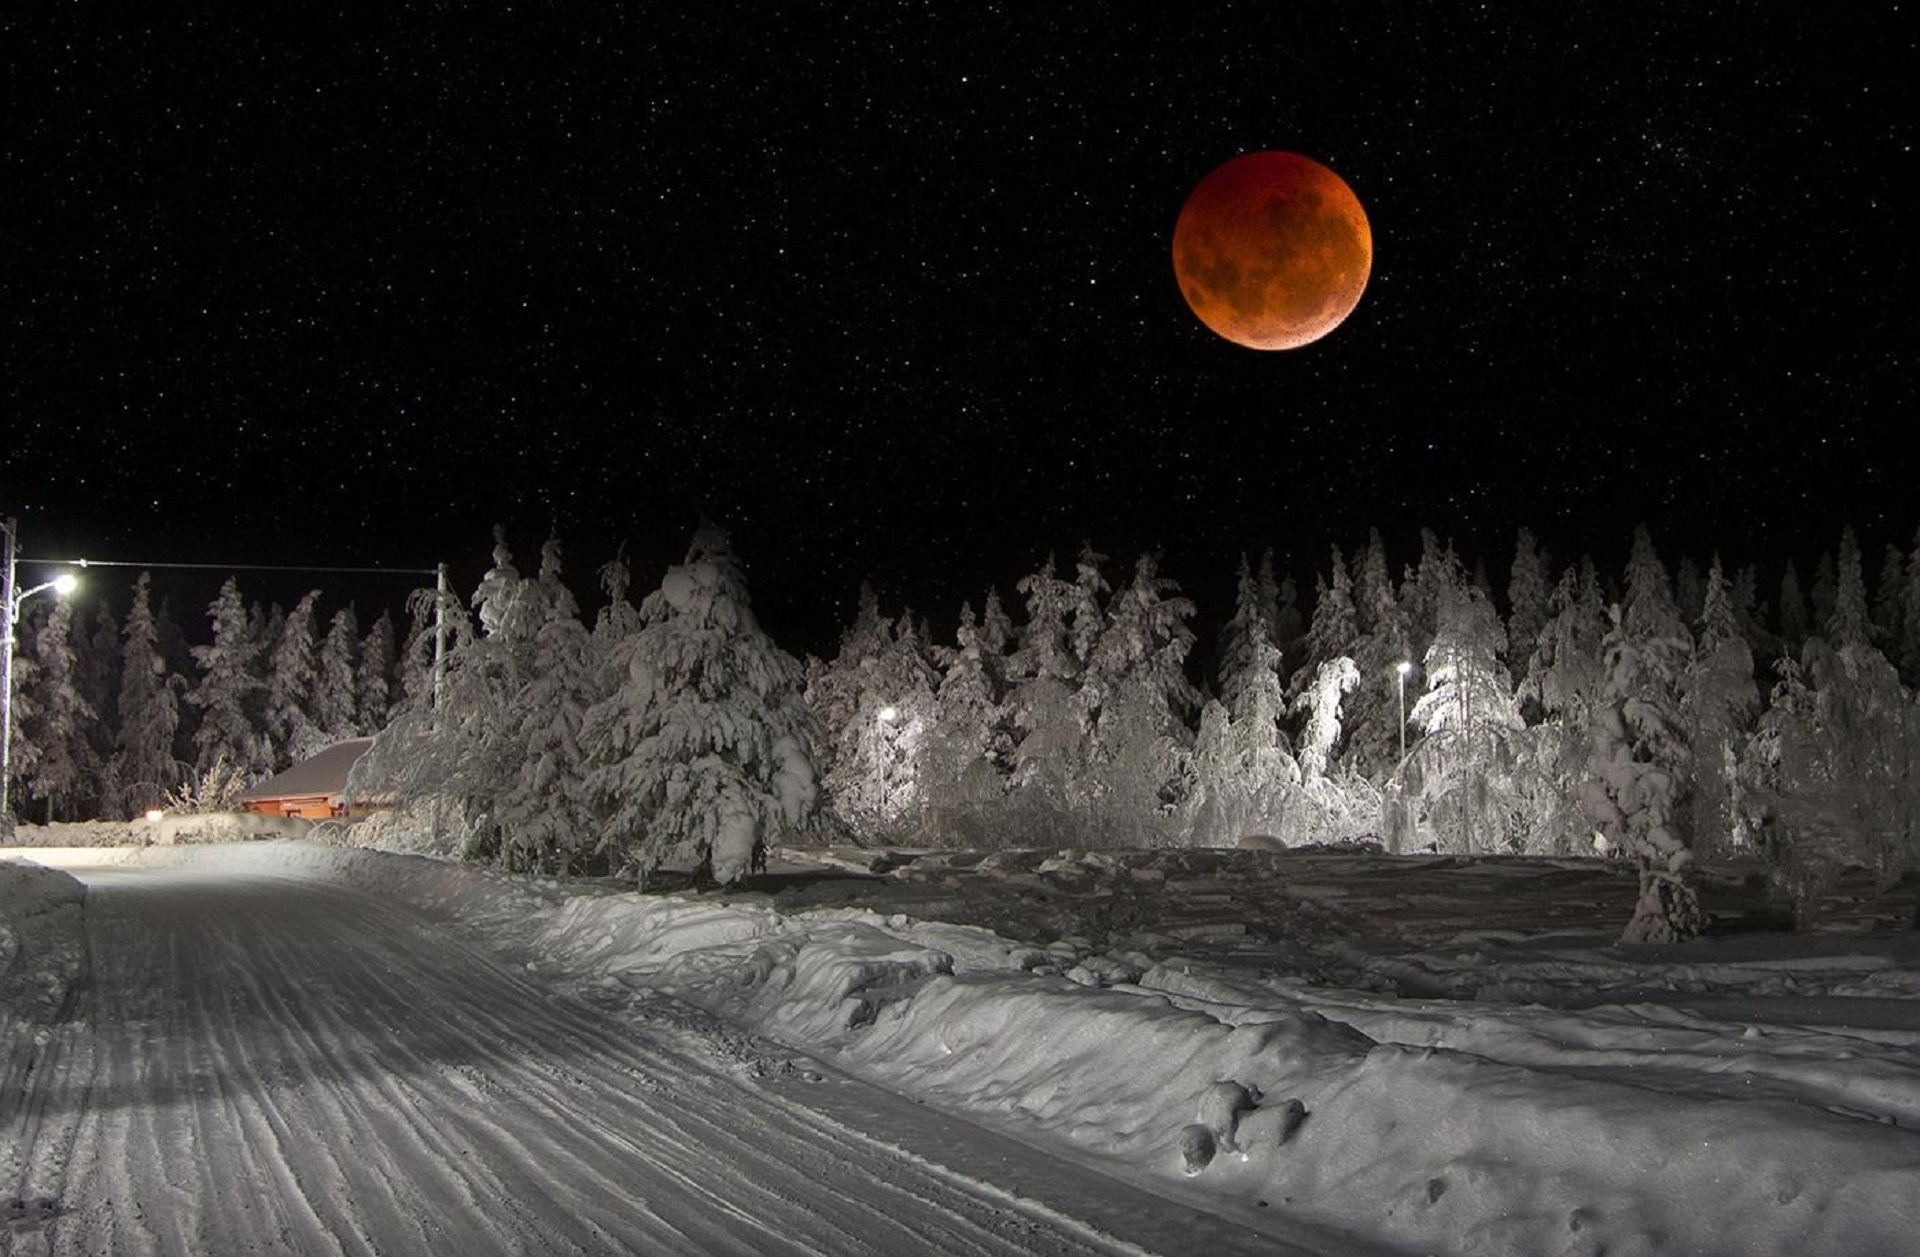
[877,705,899,724]
[1395,660,1413,677]
[53,573,79,596]
[144,809,165,823]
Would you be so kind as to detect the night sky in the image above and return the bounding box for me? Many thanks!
[7,5,1912,654]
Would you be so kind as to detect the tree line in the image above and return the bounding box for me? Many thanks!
[7,519,1918,942]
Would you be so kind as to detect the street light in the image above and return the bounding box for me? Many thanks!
[1,518,80,822]
[1395,660,1413,764]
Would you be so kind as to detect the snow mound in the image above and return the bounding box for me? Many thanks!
[0,858,88,1025]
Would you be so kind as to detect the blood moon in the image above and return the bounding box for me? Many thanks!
[1172,151,1372,350]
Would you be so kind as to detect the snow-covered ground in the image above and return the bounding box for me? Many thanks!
[5,836,1919,1255]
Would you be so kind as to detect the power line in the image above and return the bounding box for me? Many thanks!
[30,558,440,577]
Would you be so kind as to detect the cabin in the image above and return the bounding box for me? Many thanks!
[237,737,381,821]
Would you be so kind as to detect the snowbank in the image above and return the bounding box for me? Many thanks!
[0,858,88,1026]
[3,812,312,848]
[29,840,1920,1257]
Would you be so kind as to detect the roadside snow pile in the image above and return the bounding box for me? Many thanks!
[4,813,312,848]
[0,858,87,1025]
[36,840,1920,1257]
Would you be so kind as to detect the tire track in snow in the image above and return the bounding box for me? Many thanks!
[13,866,1178,1256]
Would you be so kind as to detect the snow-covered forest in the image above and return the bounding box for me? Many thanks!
[9,520,1919,939]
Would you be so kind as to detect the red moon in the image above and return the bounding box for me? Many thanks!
[1172,151,1372,350]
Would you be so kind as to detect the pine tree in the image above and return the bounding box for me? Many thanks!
[978,587,1015,667]
[1683,557,1759,858]
[1407,585,1525,852]
[1675,556,1705,627]
[1253,548,1282,642]
[1218,556,1283,727]
[814,606,939,839]
[1005,555,1091,839]
[1903,525,1920,685]
[580,523,824,884]
[1346,537,1417,781]
[1777,561,1810,652]
[1067,543,1111,671]
[1810,551,1838,636]
[1189,561,1300,846]
[1872,544,1906,649]
[920,602,1013,844]
[265,590,324,766]
[1288,548,1358,702]
[75,597,120,774]
[1825,527,1873,649]
[1583,527,1702,943]
[1400,529,1461,668]
[1505,528,1552,683]
[1079,553,1198,845]
[1353,529,1394,638]
[497,537,597,873]
[110,573,183,816]
[357,610,398,731]
[1731,563,1774,662]
[189,578,269,779]
[311,608,359,743]
[21,598,100,820]
[1517,561,1609,852]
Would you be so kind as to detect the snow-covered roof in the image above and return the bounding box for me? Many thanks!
[237,737,376,802]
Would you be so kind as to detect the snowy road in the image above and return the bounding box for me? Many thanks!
[6,861,1323,1257]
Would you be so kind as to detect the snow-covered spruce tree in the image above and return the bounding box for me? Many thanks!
[807,590,939,841]
[1079,552,1199,847]
[21,597,101,821]
[1341,530,1416,780]
[110,573,184,816]
[1871,543,1905,650]
[918,601,1014,847]
[1811,551,1839,637]
[345,579,482,852]
[1291,655,1376,843]
[348,532,538,858]
[1582,527,1703,944]
[1682,558,1759,859]
[1826,527,1874,651]
[1067,543,1112,675]
[189,577,270,781]
[356,610,397,731]
[1003,555,1094,844]
[1731,564,1775,664]
[1901,524,1920,685]
[1398,528,1462,675]
[1406,585,1526,853]
[1675,556,1705,628]
[1187,556,1300,846]
[803,583,891,785]
[1738,630,1918,924]
[310,607,360,744]
[1506,527,1552,684]
[1777,561,1811,653]
[1287,548,1359,704]
[75,597,120,781]
[495,536,599,873]
[580,523,824,885]
[265,590,324,767]
[1515,560,1610,854]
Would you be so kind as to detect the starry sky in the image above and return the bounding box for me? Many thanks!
[6,4,1912,654]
